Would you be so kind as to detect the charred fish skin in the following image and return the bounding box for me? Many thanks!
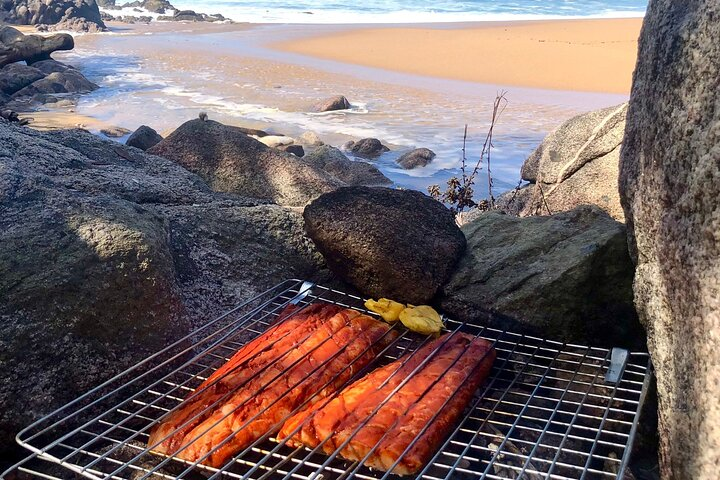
[279,333,496,476]
[148,303,397,468]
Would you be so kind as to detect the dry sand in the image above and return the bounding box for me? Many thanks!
[270,18,643,94]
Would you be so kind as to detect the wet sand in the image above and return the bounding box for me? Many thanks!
[16,19,634,195]
[271,18,642,94]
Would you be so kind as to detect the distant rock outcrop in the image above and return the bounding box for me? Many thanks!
[304,145,392,186]
[440,206,642,348]
[0,0,106,32]
[397,147,436,169]
[147,119,342,206]
[0,120,326,464]
[304,186,466,304]
[126,125,163,150]
[619,1,720,478]
[518,103,628,222]
[0,28,97,106]
[0,26,73,67]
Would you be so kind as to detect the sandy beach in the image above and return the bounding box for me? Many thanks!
[7,16,639,195]
[271,18,642,94]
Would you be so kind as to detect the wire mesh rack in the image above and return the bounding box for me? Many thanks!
[10,279,652,480]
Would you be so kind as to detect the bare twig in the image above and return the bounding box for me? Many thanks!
[428,92,508,214]
[537,183,553,215]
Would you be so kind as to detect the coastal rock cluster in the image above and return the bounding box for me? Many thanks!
[619,0,720,477]
[0,119,327,463]
[0,0,106,32]
[0,27,97,107]
[98,0,229,24]
[145,119,395,206]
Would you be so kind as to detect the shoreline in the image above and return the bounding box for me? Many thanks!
[5,17,638,196]
[268,18,642,94]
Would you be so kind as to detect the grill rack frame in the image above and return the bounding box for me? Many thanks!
[12,279,653,480]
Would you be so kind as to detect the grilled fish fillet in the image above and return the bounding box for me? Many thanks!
[278,332,496,476]
[148,303,396,467]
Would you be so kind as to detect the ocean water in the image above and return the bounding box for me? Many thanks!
[58,23,630,198]
[169,0,647,24]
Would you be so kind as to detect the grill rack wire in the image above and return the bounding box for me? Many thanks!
[6,279,652,480]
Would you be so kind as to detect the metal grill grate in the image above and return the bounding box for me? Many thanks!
[12,279,652,480]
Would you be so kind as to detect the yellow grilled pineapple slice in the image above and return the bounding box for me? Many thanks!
[364,298,405,323]
[399,305,443,335]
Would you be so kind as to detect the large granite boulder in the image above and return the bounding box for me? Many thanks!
[0,0,106,31]
[304,186,466,304]
[304,145,392,186]
[12,69,98,98]
[619,1,720,478]
[0,26,73,67]
[0,62,44,96]
[0,120,326,465]
[126,125,163,151]
[440,206,643,348]
[518,103,628,222]
[148,119,342,207]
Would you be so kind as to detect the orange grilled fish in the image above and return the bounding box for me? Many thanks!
[148,303,396,467]
[278,332,496,476]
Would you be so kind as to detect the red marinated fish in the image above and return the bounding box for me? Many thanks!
[148,303,396,467]
[278,332,496,476]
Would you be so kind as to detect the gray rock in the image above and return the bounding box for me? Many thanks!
[314,95,351,112]
[0,63,44,96]
[126,125,163,151]
[11,69,98,98]
[172,10,204,21]
[348,138,390,158]
[100,126,132,138]
[0,26,74,67]
[304,145,391,186]
[279,144,305,157]
[299,131,323,146]
[0,0,106,31]
[396,147,436,169]
[140,0,174,14]
[148,119,342,207]
[0,120,327,464]
[519,103,628,222]
[440,206,642,348]
[30,58,75,74]
[41,16,106,33]
[619,1,720,478]
[304,186,466,304]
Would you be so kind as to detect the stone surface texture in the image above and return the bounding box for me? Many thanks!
[304,145,392,186]
[148,119,342,206]
[618,1,720,478]
[0,120,326,466]
[441,206,643,349]
[519,103,628,221]
[304,186,466,304]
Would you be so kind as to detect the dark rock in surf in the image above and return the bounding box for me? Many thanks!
[347,138,390,158]
[314,95,351,112]
[397,147,436,169]
[127,125,163,150]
